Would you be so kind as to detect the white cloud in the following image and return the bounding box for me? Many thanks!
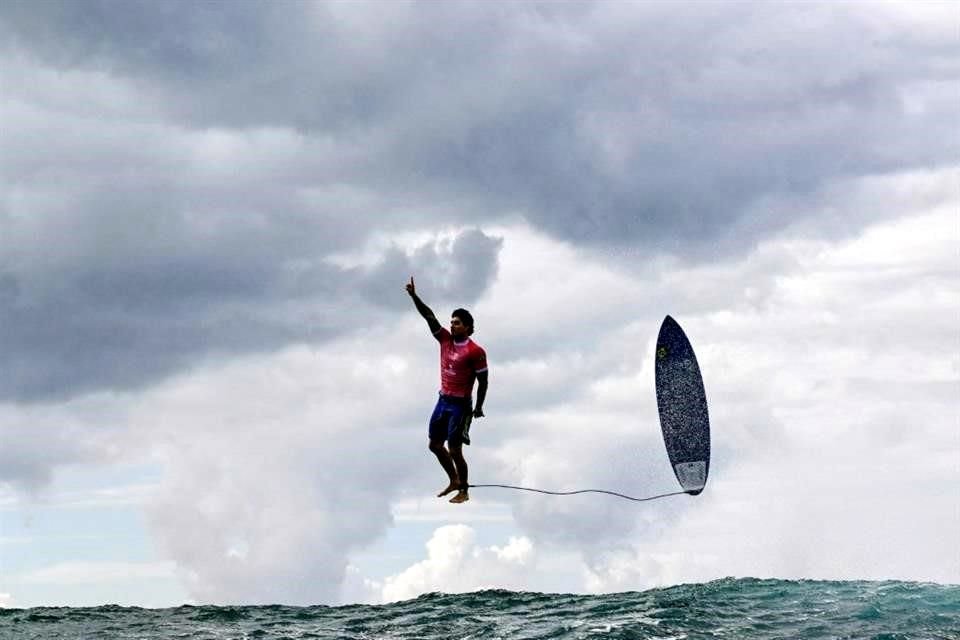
[391,497,514,523]
[380,525,536,603]
[597,443,960,588]
[149,186,955,602]
[430,172,958,592]
[132,340,425,605]
[3,180,957,605]
[0,593,15,608]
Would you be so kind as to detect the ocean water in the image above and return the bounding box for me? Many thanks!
[1,578,958,640]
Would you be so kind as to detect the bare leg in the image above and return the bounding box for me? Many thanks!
[448,443,469,503]
[429,439,459,497]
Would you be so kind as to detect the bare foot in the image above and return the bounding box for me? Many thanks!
[437,483,459,498]
[449,491,469,504]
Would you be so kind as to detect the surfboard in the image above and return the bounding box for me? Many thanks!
[655,315,710,495]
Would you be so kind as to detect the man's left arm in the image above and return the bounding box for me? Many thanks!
[474,370,488,418]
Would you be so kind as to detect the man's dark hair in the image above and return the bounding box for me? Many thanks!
[452,308,474,336]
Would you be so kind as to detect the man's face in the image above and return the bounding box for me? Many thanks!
[450,316,468,339]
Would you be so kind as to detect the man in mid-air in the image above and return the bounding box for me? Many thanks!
[406,276,488,504]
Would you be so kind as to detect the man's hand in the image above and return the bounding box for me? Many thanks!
[473,407,485,419]
[408,276,441,334]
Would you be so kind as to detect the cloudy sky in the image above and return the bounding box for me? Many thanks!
[1,0,957,608]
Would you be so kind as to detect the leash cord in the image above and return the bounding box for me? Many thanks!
[466,484,689,502]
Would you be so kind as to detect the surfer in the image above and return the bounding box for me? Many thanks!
[406,276,488,504]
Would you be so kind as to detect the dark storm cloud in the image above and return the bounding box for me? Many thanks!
[358,229,503,309]
[1,1,955,401]
[4,1,954,246]
[0,225,499,402]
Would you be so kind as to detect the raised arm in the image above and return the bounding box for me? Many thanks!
[406,276,442,335]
